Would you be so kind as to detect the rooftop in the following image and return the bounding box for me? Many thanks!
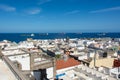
[56,58,80,70]
[56,64,117,80]
[0,60,17,80]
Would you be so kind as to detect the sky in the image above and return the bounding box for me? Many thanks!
[0,0,120,33]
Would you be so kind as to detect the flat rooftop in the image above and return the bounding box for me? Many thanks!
[0,59,17,80]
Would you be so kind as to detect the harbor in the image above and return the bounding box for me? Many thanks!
[0,0,120,79]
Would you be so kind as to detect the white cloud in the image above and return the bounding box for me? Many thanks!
[90,6,120,13]
[64,10,80,15]
[25,8,41,15]
[38,0,51,5]
[0,4,16,12]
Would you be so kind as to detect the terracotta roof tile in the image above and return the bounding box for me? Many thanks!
[56,58,80,70]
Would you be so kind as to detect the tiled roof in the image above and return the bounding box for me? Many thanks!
[56,58,80,70]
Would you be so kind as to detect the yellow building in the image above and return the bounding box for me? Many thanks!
[89,57,115,68]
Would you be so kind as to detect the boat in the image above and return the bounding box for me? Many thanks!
[98,33,106,36]
[31,34,34,36]
[46,33,48,35]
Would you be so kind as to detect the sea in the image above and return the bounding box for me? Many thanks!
[0,33,120,43]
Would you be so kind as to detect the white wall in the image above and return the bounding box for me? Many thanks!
[9,54,30,70]
[46,67,53,79]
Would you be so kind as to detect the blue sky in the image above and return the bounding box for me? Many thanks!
[0,0,120,33]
